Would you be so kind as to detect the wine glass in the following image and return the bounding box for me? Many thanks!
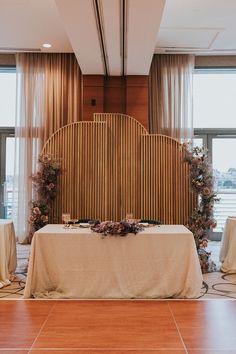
[62,213,70,226]
[126,212,133,223]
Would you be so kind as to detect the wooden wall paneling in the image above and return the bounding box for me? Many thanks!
[81,75,149,129]
[195,55,236,68]
[82,75,104,121]
[0,54,15,66]
[125,76,149,130]
[104,77,126,114]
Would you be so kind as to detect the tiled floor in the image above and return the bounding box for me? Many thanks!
[1,300,236,353]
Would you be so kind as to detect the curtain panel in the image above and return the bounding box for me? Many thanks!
[149,54,194,141]
[13,53,82,243]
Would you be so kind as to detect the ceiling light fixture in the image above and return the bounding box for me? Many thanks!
[42,43,52,48]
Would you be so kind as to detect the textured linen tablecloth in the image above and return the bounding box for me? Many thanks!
[24,224,203,299]
[220,217,236,272]
[0,219,17,288]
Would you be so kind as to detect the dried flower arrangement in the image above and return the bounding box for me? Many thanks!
[91,220,144,237]
[28,154,61,241]
[183,144,219,248]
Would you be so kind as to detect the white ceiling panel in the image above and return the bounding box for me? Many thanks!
[55,0,104,74]
[126,0,165,75]
[212,31,236,52]
[0,0,72,52]
[157,28,219,50]
[156,0,236,54]
[159,0,236,29]
[101,0,121,75]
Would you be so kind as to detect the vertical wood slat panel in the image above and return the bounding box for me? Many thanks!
[42,121,107,223]
[42,114,197,225]
[94,113,148,220]
[140,135,196,225]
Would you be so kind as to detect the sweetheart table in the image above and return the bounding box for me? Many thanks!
[24,224,203,299]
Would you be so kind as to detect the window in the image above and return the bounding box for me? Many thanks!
[193,69,236,129]
[0,68,16,127]
[0,68,16,219]
[193,69,236,237]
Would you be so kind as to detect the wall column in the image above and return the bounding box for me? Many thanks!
[82,75,149,130]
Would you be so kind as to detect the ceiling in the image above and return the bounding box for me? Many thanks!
[156,0,236,55]
[0,0,236,75]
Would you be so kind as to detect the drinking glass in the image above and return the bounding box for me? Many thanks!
[62,213,70,225]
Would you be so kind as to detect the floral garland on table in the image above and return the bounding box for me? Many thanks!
[183,145,219,248]
[28,154,61,241]
[91,220,144,237]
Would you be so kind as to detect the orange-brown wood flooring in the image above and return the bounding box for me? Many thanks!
[0,300,235,353]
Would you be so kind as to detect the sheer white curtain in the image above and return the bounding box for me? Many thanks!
[149,54,194,141]
[13,55,44,243]
[12,53,82,243]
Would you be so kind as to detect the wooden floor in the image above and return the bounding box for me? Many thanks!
[0,300,236,353]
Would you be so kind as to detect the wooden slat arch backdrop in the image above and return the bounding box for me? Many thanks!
[42,113,197,224]
[141,135,197,224]
[42,121,108,222]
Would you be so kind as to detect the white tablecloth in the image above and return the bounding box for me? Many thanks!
[24,224,203,299]
[0,219,17,288]
[220,217,236,272]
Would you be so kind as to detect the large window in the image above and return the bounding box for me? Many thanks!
[0,68,16,219]
[193,69,236,236]
[194,69,236,129]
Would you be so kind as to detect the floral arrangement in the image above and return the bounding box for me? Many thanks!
[183,145,219,248]
[91,220,144,236]
[28,154,61,241]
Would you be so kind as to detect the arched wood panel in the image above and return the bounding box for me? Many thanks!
[42,122,107,223]
[141,135,196,224]
[94,113,148,220]
[42,113,196,224]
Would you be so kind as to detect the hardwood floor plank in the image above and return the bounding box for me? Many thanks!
[29,350,186,353]
[0,301,54,348]
[169,300,236,350]
[188,350,236,354]
[0,351,29,354]
[2,300,236,352]
[32,301,184,350]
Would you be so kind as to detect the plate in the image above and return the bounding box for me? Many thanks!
[79,223,90,228]
[139,222,149,227]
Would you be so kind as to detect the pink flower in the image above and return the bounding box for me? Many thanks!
[28,215,36,224]
[203,187,211,196]
[41,154,51,163]
[41,215,48,223]
[33,207,41,215]
[209,219,217,229]
[47,183,55,190]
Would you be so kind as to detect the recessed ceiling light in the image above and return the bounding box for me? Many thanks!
[42,43,52,48]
